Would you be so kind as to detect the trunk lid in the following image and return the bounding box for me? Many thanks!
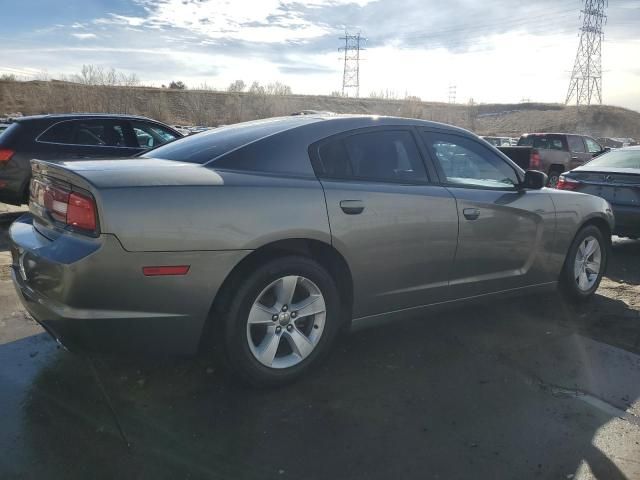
[569,167,640,206]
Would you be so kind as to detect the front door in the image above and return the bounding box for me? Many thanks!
[420,130,556,299]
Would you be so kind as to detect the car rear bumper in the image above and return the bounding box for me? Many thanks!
[611,204,640,237]
[9,215,249,354]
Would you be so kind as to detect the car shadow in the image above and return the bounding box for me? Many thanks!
[0,210,26,252]
[2,289,639,480]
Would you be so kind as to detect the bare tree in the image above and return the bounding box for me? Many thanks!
[168,81,186,90]
[227,80,246,93]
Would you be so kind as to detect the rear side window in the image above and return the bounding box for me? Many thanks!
[314,130,428,183]
[38,120,128,147]
[567,135,586,153]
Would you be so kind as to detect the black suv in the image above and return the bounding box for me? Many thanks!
[0,114,182,205]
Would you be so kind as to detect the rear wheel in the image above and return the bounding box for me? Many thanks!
[220,256,341,387]
[547,169,563,188]
[560,225,608,301]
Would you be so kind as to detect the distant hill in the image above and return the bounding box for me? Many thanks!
[1,80,638,139]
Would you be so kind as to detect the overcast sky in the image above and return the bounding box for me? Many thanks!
[1,0,639,110]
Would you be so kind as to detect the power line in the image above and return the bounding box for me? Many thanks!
[448,84,457,104]
[339,31,364,97]
[566,0,607,107]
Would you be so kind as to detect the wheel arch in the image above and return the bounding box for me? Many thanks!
[199,238,354,350]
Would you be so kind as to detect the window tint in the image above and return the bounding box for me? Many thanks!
[426,132,519,189]
[316,130,428,183]
[145,117,309,164]
[517,135,564,150]
[39,121,74,144]
[131,121,177,148]
[39,120,127,147]
[584,137,602,154]
[567,135,586,153]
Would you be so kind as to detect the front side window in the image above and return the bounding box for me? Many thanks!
[425,132,519,189]
[131,121,177,148]
[584,137,602,154]
[567,135,586,153]
[316,130,428,183]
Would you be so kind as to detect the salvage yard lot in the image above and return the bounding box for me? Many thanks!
[0,205,639,480]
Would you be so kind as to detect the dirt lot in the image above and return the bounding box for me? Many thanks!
[0,205,639,480]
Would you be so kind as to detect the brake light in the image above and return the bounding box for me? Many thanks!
[30,178,98,233]
[530,149,541,170]
[67,192,97,231]
[556,175,580,190]
[0,148,14,165]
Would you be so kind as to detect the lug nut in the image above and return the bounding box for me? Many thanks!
[286,324,293,331]
[276,326,282,333]
[291,311,297,318]
[282,304,288,312]
[313,324,319,329]
[272,314,279,321]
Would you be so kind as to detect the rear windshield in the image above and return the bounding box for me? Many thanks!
[586,149,640,169]
[518,135,565,150]
[142,117,310,164]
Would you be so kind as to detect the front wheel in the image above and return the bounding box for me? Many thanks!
[560,225,608,302]
[220,256,342,387]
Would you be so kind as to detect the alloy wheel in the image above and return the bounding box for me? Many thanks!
[246,275,326,369]
[574,235,602,292]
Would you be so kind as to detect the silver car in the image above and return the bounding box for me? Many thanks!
[9,115,614,386]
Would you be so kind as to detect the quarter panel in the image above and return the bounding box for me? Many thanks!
[99,171,331,252]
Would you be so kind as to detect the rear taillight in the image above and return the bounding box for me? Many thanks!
[0,148,14,166]
[556,175,580,190]
[530,149,541,170]
[30,178,98,234]
[67,192,97,231]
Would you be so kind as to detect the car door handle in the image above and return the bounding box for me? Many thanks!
[571,156,579,160]
[340,200,365,215]
[463,208,481,220]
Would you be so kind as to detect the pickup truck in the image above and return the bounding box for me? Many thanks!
[497,133,609,186]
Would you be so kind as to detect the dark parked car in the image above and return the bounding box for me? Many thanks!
[498,133,609,186]
[9,115,613,386]
[0,114,181,205]
[557,146,640,238]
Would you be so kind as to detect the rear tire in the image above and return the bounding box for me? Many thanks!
[219,256,342,387]
[560,225,608,302]
[547,169,563,188]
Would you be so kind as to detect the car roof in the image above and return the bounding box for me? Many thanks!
[12,113,158,123]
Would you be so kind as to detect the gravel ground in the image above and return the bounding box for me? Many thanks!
[0,207,639,480]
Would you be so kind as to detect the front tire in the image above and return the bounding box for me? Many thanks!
[560,225,608,302]
[220,256,342,387]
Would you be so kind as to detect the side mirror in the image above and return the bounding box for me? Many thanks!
[522,170,547,189]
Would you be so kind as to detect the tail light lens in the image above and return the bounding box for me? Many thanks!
[30,178,98,234]
[530,149,541,170]
[556,175,580,190]
[0,148,14,166]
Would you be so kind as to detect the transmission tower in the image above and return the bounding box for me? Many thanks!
[339,32,364,97]
[448,84,457,104]
[565,0,607,107]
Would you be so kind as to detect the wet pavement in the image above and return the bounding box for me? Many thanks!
[1,207,639,479]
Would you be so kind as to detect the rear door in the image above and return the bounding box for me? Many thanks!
[420,129,556,299]
[567,135,591,168]
[310,126,459,319]
[36,119,140,160]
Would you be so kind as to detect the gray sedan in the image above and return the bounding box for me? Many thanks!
[557,146,640,238]
[9,115,614,386]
